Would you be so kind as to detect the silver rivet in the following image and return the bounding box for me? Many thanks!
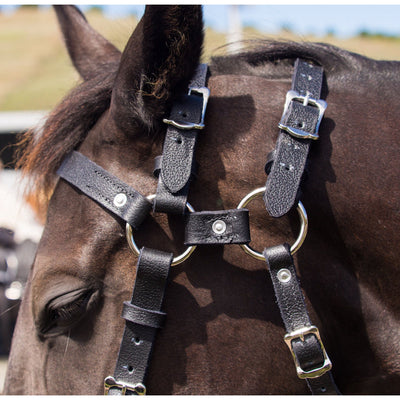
[212,219,226,235]
[113,193,127,208]
[277,268,292,283]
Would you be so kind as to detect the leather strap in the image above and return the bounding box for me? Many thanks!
[107,247,173,395]
[154,64,209,214]
[263,244,339,395]
[153,155,198,180]
[184,209,250,245]
[57,151,151,229]
[264,59,325,217]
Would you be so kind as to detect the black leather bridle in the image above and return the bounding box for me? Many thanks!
[57,59,340,395]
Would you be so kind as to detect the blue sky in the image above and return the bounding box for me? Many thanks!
[88,4,400,38]
[2,4,400,38]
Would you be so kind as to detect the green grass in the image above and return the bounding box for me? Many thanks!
[2,7,400,111]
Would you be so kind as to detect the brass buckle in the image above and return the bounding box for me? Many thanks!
[104,376,146,395]
[278,90,327,140]
[163,86,210,130]
[284,325,332,379]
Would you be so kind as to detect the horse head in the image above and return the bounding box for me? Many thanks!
[5,5,400,395]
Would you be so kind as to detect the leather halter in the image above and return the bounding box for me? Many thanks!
[57,59,340,395]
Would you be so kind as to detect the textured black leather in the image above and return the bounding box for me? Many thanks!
[263,244,339,395]
[153,181,190,215]
[153,155,198,180]
[154,64,208,214]
[160,95,202,193]
[57,151,152,229]
[264,59,324,217]
[306,371,340,395]
[121,302,166,329]
[109,247,173,395]
[184,209,250,245]
[264,244,311,331]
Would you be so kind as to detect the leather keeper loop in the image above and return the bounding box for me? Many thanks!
[184,209,250,245]
[121,301,166,329]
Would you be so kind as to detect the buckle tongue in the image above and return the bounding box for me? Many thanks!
[104,376,146,395]
[284,325,332,379]
[163,86,210,130]
[278,90,327,140]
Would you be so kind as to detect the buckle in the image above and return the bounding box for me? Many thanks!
[163,86,210,130]
[278,90,327,140]
[284,325,332,379]
[104,376,146,395]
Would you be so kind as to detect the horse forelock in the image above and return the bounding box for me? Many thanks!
[16,65,119,219]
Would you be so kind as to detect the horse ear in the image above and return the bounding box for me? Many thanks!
[54,5,121,81]
[110,5,204,132]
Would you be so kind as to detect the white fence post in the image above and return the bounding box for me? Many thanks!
[0,111,47,134]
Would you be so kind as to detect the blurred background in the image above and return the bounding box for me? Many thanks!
[1,3,400,392]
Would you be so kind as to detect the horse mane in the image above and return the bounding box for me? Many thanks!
[210,40,366,79]
[16,40,362,220]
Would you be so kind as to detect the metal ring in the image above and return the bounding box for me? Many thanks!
[126,194,197,266]
[237,187,308,260]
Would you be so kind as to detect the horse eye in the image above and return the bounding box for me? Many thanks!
[38,288,99,337]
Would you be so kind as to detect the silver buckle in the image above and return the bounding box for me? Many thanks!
[278,90,327,140]
[284,325,332,379]
[163,86,210,130]
[104,376,146,395]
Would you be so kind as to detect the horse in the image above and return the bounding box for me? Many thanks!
[4,5,400,395]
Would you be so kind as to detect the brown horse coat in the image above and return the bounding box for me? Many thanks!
[4,5,400,394]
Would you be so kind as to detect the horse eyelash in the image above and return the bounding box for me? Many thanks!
[49,293,91,322]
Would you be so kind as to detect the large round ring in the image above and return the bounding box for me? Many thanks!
[237,187,308,260]
[126,194,197,266]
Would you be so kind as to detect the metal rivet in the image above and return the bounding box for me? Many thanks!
[113,193,127,208]
[212,220,226,235]
[277,268,292,283]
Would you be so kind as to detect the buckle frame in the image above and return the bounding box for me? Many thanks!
[278,90,327,140]
[284,325,332,379]
[163,86,210,130]
[104,376,146,395]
